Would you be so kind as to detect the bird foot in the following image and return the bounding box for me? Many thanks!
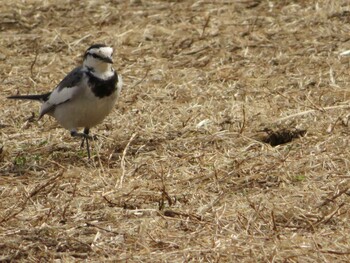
[71,131,91,139]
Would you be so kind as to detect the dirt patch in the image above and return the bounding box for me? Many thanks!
[260,128,307,146]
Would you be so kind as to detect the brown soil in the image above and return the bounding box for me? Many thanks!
[1,0,350,262]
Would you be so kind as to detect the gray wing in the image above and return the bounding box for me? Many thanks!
[39,66,85,118]
[57,66,84,91]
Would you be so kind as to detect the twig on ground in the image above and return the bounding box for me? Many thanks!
[117,133,137,188]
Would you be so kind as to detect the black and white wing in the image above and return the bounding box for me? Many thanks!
[39,66,85,118]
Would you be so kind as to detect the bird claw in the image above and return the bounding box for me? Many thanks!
[70,131,97,140]
[71,131,88,138]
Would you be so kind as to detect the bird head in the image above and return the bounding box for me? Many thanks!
[83,44,114,77]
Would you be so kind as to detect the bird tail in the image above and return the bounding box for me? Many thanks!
[7,92,51,102]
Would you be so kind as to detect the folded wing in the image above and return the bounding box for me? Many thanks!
[39,67,85,118]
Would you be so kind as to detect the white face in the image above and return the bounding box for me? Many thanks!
[85,46,114,64]
[83,45,115,79]
[91,47,113,58]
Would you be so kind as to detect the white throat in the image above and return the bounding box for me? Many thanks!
[83,56,114,80]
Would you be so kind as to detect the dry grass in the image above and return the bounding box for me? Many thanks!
[1,0,350,262]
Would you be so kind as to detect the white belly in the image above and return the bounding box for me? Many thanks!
[52,90,117,131]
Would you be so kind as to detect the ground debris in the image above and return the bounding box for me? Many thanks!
[2,0,350,262]
[260,128,307,146]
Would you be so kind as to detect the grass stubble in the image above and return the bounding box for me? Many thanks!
[1,0,350,262]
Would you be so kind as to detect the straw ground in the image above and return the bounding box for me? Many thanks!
[1,0,350,262]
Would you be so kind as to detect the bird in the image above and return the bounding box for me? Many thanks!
[7,44,123,159]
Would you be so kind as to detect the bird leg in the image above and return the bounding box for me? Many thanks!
[71,128,92,158]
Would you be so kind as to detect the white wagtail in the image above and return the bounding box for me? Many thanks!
[8,44,123,158]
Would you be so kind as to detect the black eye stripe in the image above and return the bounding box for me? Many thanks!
[91,53,103,60]
[84,52,113,64]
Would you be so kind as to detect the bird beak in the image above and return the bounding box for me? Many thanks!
[102,56,113,64]
[99,57,113,64]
